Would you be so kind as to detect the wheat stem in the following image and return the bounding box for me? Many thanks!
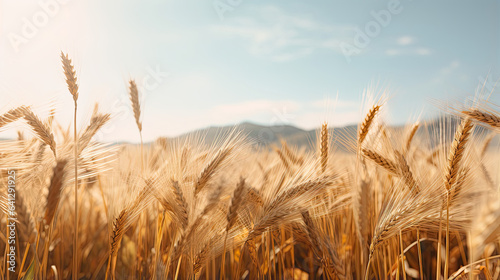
[73,100,78,280]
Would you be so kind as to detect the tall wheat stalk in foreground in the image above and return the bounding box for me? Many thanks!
[61,51,80,280]
[443,117,473,279]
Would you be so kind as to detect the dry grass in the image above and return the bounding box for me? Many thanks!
[1,56,500,280]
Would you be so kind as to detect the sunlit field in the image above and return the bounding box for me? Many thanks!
[0,53,499,280]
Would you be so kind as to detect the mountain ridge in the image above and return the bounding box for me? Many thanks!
[147,116,497,153]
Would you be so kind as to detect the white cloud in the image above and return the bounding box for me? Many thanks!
[397,36,415,46]
[386,36,432,56]
[385,49,402,56]
[415,48,431,55]
[440,60,460,74]
[211,5,356,62]
[385,48,432,56]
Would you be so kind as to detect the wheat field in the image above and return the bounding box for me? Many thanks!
[0,53,500,280]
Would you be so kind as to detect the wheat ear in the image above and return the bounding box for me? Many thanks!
[172,180,189,230]
[320,122,329,173]
[78,113,111,155]
[0,106,26,129]
[358,105,380,145]
[61,52,79,101]
[362,148,397,174]
[281,140,303,165]
[21,107,57,157]
[128,80,142,132]
[404,122,420,153]
[394,150,420,195]
[195,147,232,195]
[226,177,246,231]
[462,109,500,128]
[128,79,144,173]
[222,177,246,278]
[301,211,340,278]
[107,184,154,280]
[275,148,291,172]
[44,160,67,226]
[444,118,473,191]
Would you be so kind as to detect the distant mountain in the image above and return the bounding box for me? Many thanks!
[168,121,357,152]
[158,116,498,153]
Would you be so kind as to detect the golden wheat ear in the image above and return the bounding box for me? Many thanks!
[78,112,111,155]
[44,160,67,226]
[172,180,189,230]
[61,52,79,101]
[404,121,420,153]
[0,106,27,129]
[21,107,57,157]
[462,109,500,129]
[194,132,244,195]
[108,182,155,279]
[319,122,329,173]
[362,148,397,174]
[226,177,246,231]
[128,80,142,132]
[444,118,474,191]
[358,104,381,146]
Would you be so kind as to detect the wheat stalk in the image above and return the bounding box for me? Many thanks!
[443,117,473,279]
[61,51,80,280]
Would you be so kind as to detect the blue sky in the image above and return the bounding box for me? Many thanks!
[0,0,499,142]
